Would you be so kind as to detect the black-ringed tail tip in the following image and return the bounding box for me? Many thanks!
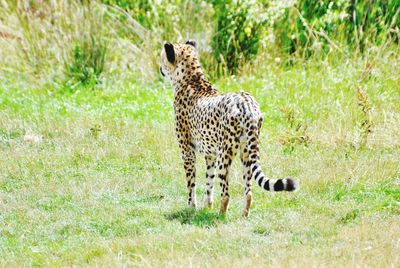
[250,160,299,192]
[283,178,299,191]
[255,175,299,192]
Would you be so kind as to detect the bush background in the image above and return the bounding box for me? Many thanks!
[1,0,398,84]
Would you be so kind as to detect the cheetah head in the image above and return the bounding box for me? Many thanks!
[160,40,201,83]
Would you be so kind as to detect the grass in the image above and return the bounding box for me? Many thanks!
[1,50,400,267]
[0,1,399,266]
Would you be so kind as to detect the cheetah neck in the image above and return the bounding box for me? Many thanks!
[173,73,217,101]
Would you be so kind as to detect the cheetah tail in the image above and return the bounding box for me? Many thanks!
[246,126,299,192]
[251,161,299,191]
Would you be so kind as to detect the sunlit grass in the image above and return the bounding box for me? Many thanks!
[1,52,400,266]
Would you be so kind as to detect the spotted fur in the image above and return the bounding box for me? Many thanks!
[160,41,299,217]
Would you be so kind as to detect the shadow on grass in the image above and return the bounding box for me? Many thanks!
[165,207,225,227]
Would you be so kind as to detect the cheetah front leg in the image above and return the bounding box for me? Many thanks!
[204,155,216,208]
[182,151,197,208]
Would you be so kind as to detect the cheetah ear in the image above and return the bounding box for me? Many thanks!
[185,40,197,48]
[164,42,175,64]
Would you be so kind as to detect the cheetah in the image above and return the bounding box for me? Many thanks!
[160,40,299,217]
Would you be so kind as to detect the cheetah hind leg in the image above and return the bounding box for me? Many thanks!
[240,143,252,217]
[216,153,229,215]
[217,146,237,215]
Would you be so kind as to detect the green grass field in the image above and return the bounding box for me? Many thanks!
[1,51,399,266]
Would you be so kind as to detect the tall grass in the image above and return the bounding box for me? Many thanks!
[0,0,215,86]
[1,0,398,85]
[0,1,148,86]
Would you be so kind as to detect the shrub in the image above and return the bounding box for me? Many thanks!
[64,34,107,89]
[210,0,266,75]
[274,0,400,56]
[345,0,400,51]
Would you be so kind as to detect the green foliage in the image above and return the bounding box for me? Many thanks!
[1,0,398,84]
[64,35,107,89]
[102,0,213,40]
[210,0,265,75]
[274,0,400,56]
[101,0,153,28]
[345,0,400,50]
